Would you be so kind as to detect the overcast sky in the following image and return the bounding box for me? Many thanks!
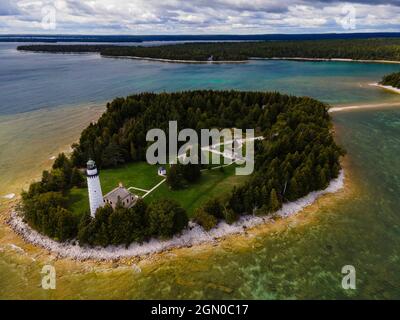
[0,0,399,34]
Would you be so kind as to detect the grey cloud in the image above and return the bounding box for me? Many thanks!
[1,0,399,34]
[314,0,400,5]
[0,0,20,16]
[156,0,290,14]
[65,0,97,16]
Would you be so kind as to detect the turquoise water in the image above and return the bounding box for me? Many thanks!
[1,42,400,299]
[130,110,400,299]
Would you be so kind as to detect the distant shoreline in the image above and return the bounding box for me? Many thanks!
[102,54,248,64]
[105,56,400,65]
[251,57,400,64]
[18,46,400,65]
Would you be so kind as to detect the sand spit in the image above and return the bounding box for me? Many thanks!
[330,102,400,113]
[370,83,400,95]
[329,84,400,113]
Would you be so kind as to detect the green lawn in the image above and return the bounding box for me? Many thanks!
[67,161,248,218]
[146,164,248,216]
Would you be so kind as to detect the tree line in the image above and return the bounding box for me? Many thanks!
[78,199,188,247]
[18,38,400,61]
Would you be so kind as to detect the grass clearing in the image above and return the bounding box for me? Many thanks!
[146,164,248,216]
[66,161,248,218]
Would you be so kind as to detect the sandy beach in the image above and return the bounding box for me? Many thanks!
[370,83,400,94]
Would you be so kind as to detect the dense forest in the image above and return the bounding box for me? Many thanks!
[21,90,344,245]
[18,45,119,53]
[380,72,400,88]
[18,38,400,61]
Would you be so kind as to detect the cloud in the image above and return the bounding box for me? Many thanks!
[0,0,20,16]
[0,0,399,34]
[316,0,400,6]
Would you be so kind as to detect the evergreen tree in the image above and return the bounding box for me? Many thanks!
[224,208,238,225]
[270,188,281,213]
[166,164,184,189]
[147,199,188,239]
[203,198,224,219]
[194,208,218,231]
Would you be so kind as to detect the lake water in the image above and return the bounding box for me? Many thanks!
[1,42,400,116]
[0,42,400,299]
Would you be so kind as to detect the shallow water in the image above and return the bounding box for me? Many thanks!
[1,43,400,299]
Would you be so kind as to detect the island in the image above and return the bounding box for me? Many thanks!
[17,38,400,62]
[18,90,344,250]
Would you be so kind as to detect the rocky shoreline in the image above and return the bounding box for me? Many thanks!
[7,171,344,261]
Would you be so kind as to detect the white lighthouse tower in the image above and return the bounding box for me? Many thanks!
[86,159,104,217]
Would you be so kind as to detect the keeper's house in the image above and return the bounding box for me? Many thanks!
[103,183,139,209]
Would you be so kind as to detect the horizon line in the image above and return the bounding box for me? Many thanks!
[1,31,400,37]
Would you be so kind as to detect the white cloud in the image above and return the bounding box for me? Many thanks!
[0,0,399,34]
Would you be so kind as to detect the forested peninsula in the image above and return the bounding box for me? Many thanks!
[18,38,400,62]
[20,90,344,248]
[380,72,400,88]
